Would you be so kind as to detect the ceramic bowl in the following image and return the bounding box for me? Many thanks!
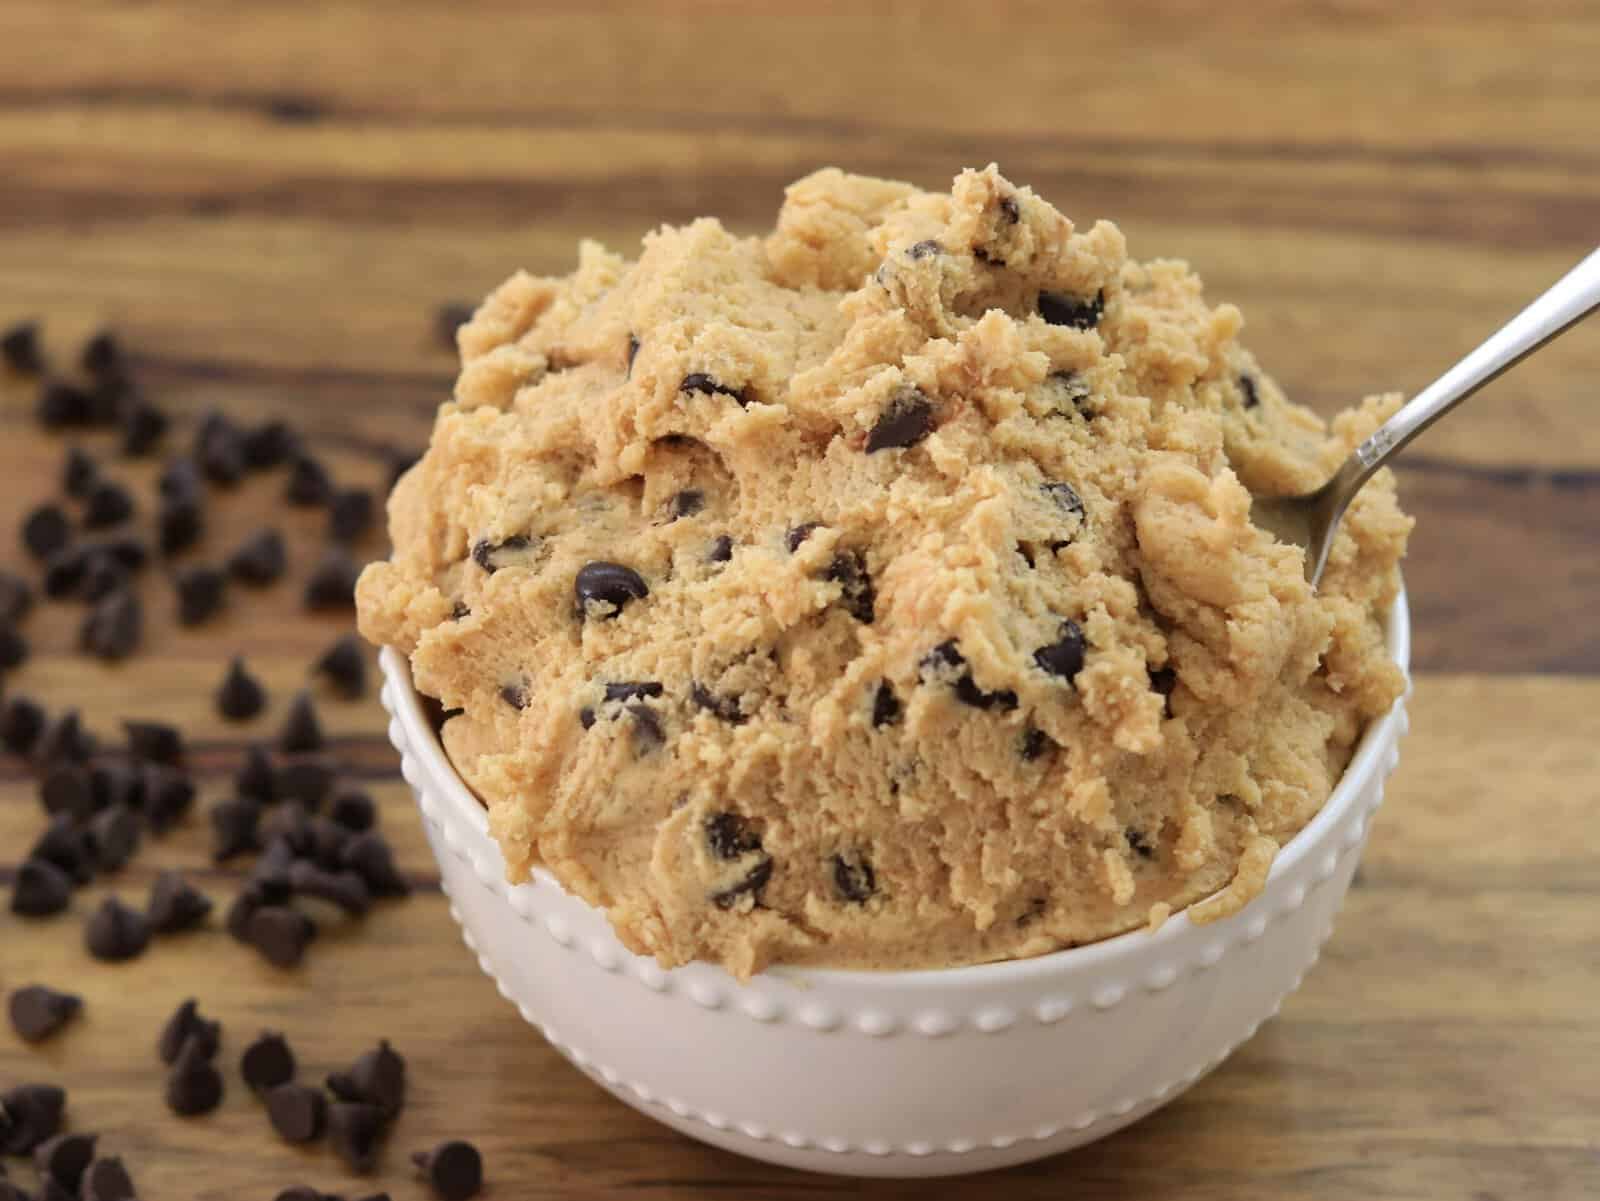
[378,593,1410,1178]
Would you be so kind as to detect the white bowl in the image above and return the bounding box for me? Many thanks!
[379,593,1410,1178]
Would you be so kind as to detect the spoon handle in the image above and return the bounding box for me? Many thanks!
[1329,246,1600,504]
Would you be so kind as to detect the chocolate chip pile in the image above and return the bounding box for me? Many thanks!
[2,321,479,1198]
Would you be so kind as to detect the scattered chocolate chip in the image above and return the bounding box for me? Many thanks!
[289,861,371,917]
[1,694,47,754]
[80,589,142,660]
[227,528,287,587]
[143,764,196,833]
[276,692,323,753]
[0,1083,66,1154]
[277,757,335,809]
[708,534,733,563]
[159,455,203,501]
[241,1031,297,1093]
[328,790,375,832]
[1,320,43,373]
[39,764,95,821]
[121,397,169,457]
[330,1040,406,1117]
[33,1130,96,1190]
[679,372,750,404]
[123,719,183,766]
[224,885,266,941]
[196,410,248,486]
[920,641,1018,711]
[286,454,332,506]
[831,852,876,902]
[573,561,647,619]
[0,624,26,671]
[158,999,220,1064]
[89,758,144,813]
[79,1156,136,1201]
[8,985,82,1043]
[603,681,663,703]
[434,301,474,350]
[87,804,140,872]
[80,330,121,377]
[28,816,92,883]
[999,195,1021,224]
[784,522,820,552]
[174,564,226,625]
[146,870,212,933]
[1239,374,1260,409]
[311,633,366,699]
[0,570,32,625]
[84,896,149,961]
[871,681,901,728]
[242,420,298,469]
[1038,289,1105,330]
[41,546,86,598]
[906,239,942,260]
[227,745,274,807]
[166,1033,225,1116]
[1150,665,1178,717]
[668,489,704,520]
[711,856,773,910]
[1126,828,1156,859]
[824,550,875,623]
[304,548,360,610]
[246,905,317,968]
[340,832,410,897]
[328,489,375,543]
[267,1082,327,1144]
[37,380,94,428]
[413,1140,483,1201]
[1034,619,1087,682]
[865,388,935,453]
[33,709,95,766]
[22,504,71,560]
[63,447,99,497]
[306,815,351,869]
[99,535,149,573]
[688,681,745,725]
[328,1101,387,1173]
[78,552,127,603]
[210,797,262,861]
[217,657,267,721]
[705,812,761,860]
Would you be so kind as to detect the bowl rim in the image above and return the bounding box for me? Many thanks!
[382,587,1409,990]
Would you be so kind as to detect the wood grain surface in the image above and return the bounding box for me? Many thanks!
[2,4,1597,1199]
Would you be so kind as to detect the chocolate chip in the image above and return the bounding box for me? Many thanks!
[865,388,935,453]
[999,195,1021,224]
[28,816,92,883]
[37,380,94,428]
[680,372,750,405]
[121,397,169,457]
[84,896,150,961]
[286,454,332,506]
[1047,370,1095,420]
[277,757,335,809]
[124,719,183,765]
[166,1032,225,1115]
[1024,724,1059,760]
[242,420,299,469]
[273,692,323,754]
[79,1156,136,1201]
[33,1131,96,1190]
[708,535,733,563]
[0,1083,65,1154]
[577,706,595,729]
[906,239,942,260]
[39,764,95,821]
[158,998,220,1064]
[784,522,820,552]
[217,657,267,721]
[627,704,664,752]
[155,496,202,556]
[498,681,528,710]
[210,797,262,861]
[159,455,203,502]
[312,634,366,699]
[413,1141,483,1201]
[89,757,144,813]
[0,569,32,625]
[870,682,901,728]
[1042,480,1086,550]
[34,709,95,766]
[8,985,82,1043]
[78,552,127,604]
[304,548,360,610]
[0,624,26,671]
[328,790,376,832]
[246,905,317,968]
[22,504,71,560]
[470,534,528,575]
[143,764,196,833]
[328,1101,387,1173]
[1,320,43,373]
[705,812,761,860]
[63,447,99,497]
[831,852,876,902]
[241,1031,297,1092]
[172,564,223,625]
[196,410,247,486]
[434,301,474,350]
[223,747,272,810]
[272,1188,331,1201]
[267,1082,327,1144]
[40,546,85,598]
[224,885,266,941]
[668,489,704,520]
[147,870,212,933]
[920,641,1018,711]
[688,682,745,725]
[87,804,140,873]
[80,590,142,660]
[98,535,149,573]
[227,529,286,586]
[824,550,875,623]
[624,333,641,377]
[1150,665,1178,717]
[573,560,647,619]
[603,681,663,702]
[340,832,409,897]
[1126,828,1156,860]
[80,330,121,377]
[328,489,374,543]
[1034,619,1087,682]
[1,695,47,754]
[1239,374,1260,409]
[711,856,773,910]
[1038,289,1105,330]
[450,601,470,620]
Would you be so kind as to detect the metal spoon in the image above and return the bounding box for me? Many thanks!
[1251,246,1600,587]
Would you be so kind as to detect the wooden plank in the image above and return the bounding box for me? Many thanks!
[3,674,1596,1200]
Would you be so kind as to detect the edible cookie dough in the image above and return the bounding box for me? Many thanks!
[358,166,1411,977]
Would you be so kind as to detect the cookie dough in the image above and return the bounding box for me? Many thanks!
[358,166,1410,977]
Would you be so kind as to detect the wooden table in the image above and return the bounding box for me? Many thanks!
[3,4,1597,1198]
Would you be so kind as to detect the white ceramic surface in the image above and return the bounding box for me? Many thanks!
[379,594,1410,1178]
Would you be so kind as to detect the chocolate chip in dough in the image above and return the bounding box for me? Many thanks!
[573,561,647,620]
[865,388,934,453]
[831,852,876,903]
[1034,619,1087,682]
[1038,288,1104,330]
[1239,374,1260,409]
[870,681,901,728]
[679,372,750,405]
